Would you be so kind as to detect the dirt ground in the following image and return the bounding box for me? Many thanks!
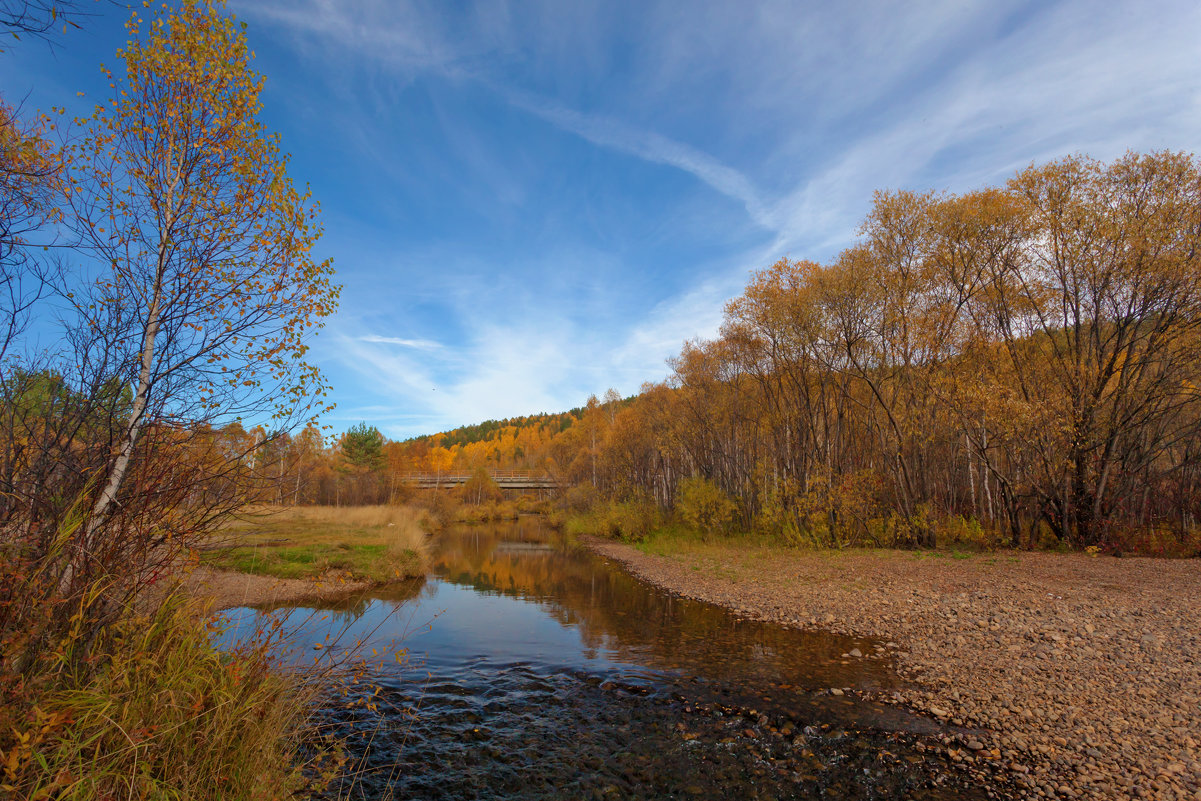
[585,538,1201,801]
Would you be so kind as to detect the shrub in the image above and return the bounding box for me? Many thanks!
[559,483,599,513]
[411,490,457,531]
[454,499,520,523]
[755,470,884,548]
[515,495,552,515]
[675,477,737,535]
[560,496,660,542]
[604,499,661,542]
[932,514,1004,550]
[458,467,504,506]
[1095,525,1201,558]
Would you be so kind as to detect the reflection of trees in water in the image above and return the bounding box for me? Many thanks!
[432,522,894,690]
[238,577,431,669]
[254,576,428,625]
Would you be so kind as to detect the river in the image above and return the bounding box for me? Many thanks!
[220,518,986,800]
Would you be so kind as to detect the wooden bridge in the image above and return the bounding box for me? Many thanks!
[402,472,560,490]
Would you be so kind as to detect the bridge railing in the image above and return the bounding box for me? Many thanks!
[399,471,560,487]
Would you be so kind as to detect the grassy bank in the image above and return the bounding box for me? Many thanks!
[4,505,430,798]
[204,505,430,584]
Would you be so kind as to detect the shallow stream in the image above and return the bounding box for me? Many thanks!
[221,519,985,800]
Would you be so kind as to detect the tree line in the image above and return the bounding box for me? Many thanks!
[390,153,1201,552]
[577,152,1201,550]
[255,409,586,506]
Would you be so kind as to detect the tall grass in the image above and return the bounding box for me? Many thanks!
[2,500,426,800]
[1,590,331,800]
[379,506,431,572]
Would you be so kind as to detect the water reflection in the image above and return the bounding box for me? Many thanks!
[431,520,894,693]
[222,520,983,800]
[255,577,426,618]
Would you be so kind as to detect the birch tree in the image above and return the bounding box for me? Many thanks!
[59,0,337,586]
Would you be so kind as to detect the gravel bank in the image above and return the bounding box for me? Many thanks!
[585,539,1200,801]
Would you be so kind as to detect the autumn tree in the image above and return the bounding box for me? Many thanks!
[41,0,337,595]
[980,153,1201,544]
[574,394,607,486]
[461,465,503,505]
[427,444,454,490]
[0,100,58,360]
[382,439,414,503]
[535,151,1201,553]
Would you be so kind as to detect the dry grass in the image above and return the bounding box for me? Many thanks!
[1,591,330,800]
[261,504,427,532]
[204,505,430,583]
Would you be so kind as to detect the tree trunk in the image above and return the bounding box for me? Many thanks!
[68,255,167,591]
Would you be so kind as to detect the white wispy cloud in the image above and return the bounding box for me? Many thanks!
[327,324,570,436]
[761,0,1201,257]
[500,88,773,230]
[239,0,1201,437]
[234,0,460,75]
[359,335,443,349]
[317,260,728,437]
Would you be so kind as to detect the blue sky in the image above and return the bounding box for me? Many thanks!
[5,0,1200,438]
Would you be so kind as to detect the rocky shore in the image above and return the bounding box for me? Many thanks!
[585,539,1200,801]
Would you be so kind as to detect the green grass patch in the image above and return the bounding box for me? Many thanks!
[208,543,424,583]
[630,522,783,561]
